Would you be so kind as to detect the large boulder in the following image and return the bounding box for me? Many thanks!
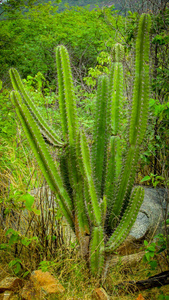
[129,187,168,240]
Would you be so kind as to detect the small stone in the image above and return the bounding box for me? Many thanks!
[30,270,65,294]
[0,278,23,292]
[0,291,18,300]
[3,290,13,299]
[92,287,109,300]
[92,288,109,300]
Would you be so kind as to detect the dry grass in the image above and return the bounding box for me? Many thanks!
[0,145,169,300]
[0,231,169,299]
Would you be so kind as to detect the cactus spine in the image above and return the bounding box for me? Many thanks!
[9,14,151,277]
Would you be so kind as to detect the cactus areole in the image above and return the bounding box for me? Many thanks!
[9,14,151,277]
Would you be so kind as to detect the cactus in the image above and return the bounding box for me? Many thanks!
[9,14,151,277]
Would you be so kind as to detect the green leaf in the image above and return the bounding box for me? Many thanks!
[5,228,16,236]
[147,244,156,252]
[23,271,30,278]
[0,243,9,250]
[144,240,149,246]
[32,208,41,215]
[21,193,35,210]
[145,252,154,261]
[141,175,151,182]
[14,263,21,274]
[9,259,22,274]
[9,234,20,246]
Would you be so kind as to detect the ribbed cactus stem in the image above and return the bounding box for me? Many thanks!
[10,90,74,229]
[106,187,144,252]
[110,43,124,136]
[129,13,151,146]
[9,68,64,148]
[56,46,90,249]
[79,131,101,226]
[56,45,78,146]
[92,75,111,200]
[9,13,151,277]
[108,14,151,228]
[90,226,104,277]
[112,43,124,63]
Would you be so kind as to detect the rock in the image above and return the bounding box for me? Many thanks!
[0,291,19,300]
[20,280,38,300]
[117,187,168,255]
[0,278,23,292]
[20,270,65,300]
[30,270,65,294]
[92,288,109,300]
[1,291,13,300]
[129,187,168,240]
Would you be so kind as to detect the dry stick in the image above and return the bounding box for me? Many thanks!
[115,270,169,293]
[110,251,145,268]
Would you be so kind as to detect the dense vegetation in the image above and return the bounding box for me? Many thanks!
[0,0,169,298]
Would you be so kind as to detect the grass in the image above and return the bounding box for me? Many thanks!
[0,164,169,300]
[0,242,169,299]
[0,88,169,300]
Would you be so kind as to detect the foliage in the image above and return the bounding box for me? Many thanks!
[122,6,169,178]
[0,88,16,140]
[143,223,169,271]
[0,0,61,15]
[158,292,169,300]
[141,173,169,188]
[9,13,151,277]
[0,3,122,85]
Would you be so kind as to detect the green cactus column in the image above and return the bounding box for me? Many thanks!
[56,45,90,253]
[107,13,151,232]
[9,13,151,278]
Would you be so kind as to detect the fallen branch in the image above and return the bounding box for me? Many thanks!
[110,251,145,268]
[116,270,169,293]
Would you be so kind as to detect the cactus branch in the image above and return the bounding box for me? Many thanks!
[10,90,74,229]
[129,14,151,146]
[9,68,64,148]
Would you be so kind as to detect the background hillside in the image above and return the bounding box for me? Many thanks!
[0,0,160,15]
[42,0,144,12]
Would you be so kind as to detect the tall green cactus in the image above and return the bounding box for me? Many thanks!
[9,14,151,277]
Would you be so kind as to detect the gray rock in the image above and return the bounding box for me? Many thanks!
[129,187,168,240]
